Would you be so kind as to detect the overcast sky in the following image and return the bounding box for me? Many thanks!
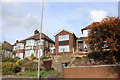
[1,0,119,44]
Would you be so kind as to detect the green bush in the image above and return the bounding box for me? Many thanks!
[14,57,20,61]
[2,62,21,75]
[24,61,38,72]
[76,57,82,60]
[40,56,52,61]
[30,53,35,60]
[2,57,20,62]
[2,57,15,62]
[19,60,29,67]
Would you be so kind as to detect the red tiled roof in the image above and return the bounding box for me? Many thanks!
[18,40,25,43]
[81,22,100,31]
[25,33,54,43]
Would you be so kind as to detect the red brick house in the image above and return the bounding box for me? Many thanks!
[55,29,77,54]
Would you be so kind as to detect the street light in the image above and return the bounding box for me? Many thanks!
[38,0,44,79]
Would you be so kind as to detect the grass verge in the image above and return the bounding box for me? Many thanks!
[19,70,59,77]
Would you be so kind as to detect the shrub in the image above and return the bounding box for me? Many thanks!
[88,51,118,64]
[2,62,21,75]
[24,61,38,72]
[24,57,29,61]
[88,51,101,60]
[30,53,35,60]
[76,57,82,60]
[2,57,15,62]
[2,57,20,62]
[40,56,52,61]
[19,60,29,67]
[14,57,20,61]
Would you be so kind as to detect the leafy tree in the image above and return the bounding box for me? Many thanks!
[88,17,120,63]
[30,53,34,60]
[12,51,16,58]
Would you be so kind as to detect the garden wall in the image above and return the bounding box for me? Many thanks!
[64,65,120,78]
[51,54,72,71]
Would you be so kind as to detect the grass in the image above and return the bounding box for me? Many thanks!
[19,70,60,77]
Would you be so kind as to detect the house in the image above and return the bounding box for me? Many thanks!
[2,41,13,58]
[25,30,55,58]
[76,37,87,51]
[13,30,55,59]
[80,22,100,50]
[81,22,99,37]
[13,40,25,59]
[55,29,77,54]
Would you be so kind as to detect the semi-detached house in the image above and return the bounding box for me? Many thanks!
[13,30,55,59]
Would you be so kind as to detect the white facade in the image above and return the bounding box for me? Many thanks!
[25,50,35,57]
[16,53,23,59]
[13,43,24,50]
[82,30,89,37]
[26,39,35,46]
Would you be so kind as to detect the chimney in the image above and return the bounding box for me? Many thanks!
[16,40,19,43]
[34,30,39,35]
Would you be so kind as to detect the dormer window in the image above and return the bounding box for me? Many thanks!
[59,35,69,41]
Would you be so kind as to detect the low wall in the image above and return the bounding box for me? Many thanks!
[64,65,120,78]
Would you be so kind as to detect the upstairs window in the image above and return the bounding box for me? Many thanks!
[59,41,69,45]
[26,39,35,46]
[59,35,69,41]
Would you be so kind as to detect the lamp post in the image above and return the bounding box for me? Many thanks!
[38,0,44,79]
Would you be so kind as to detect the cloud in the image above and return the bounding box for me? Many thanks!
[2,3,39,44]
[90,10,108,22]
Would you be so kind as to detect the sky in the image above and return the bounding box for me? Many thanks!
[0,0,119,44]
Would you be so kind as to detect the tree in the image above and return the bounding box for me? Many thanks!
[30,53,34,60]
[88,17,120,63]
[12,51,16,58]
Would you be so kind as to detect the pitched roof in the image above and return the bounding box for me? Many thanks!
[18,40,25,43]
[81,22,100,31]
[13,39,26,46]
[77,37,88,40]
[25,33,54,43]
[54,28,75,37]
[2,41,13,51]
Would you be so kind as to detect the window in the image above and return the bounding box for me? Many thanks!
[59,35,69,41]
[59,46,69,52]
[59,41,69,45]
[26,39,35,46]
[16,53,20,58]
[16,53,23,59]
[38,39,44,45]
[25,50,34,57]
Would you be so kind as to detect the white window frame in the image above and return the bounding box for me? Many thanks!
[58,35,69,41]
[25,50,34,57]
[59,46,69,52]
[26,39,35,46]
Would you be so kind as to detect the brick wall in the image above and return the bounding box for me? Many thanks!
[64,65,120,78]
[55,30,76,53]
